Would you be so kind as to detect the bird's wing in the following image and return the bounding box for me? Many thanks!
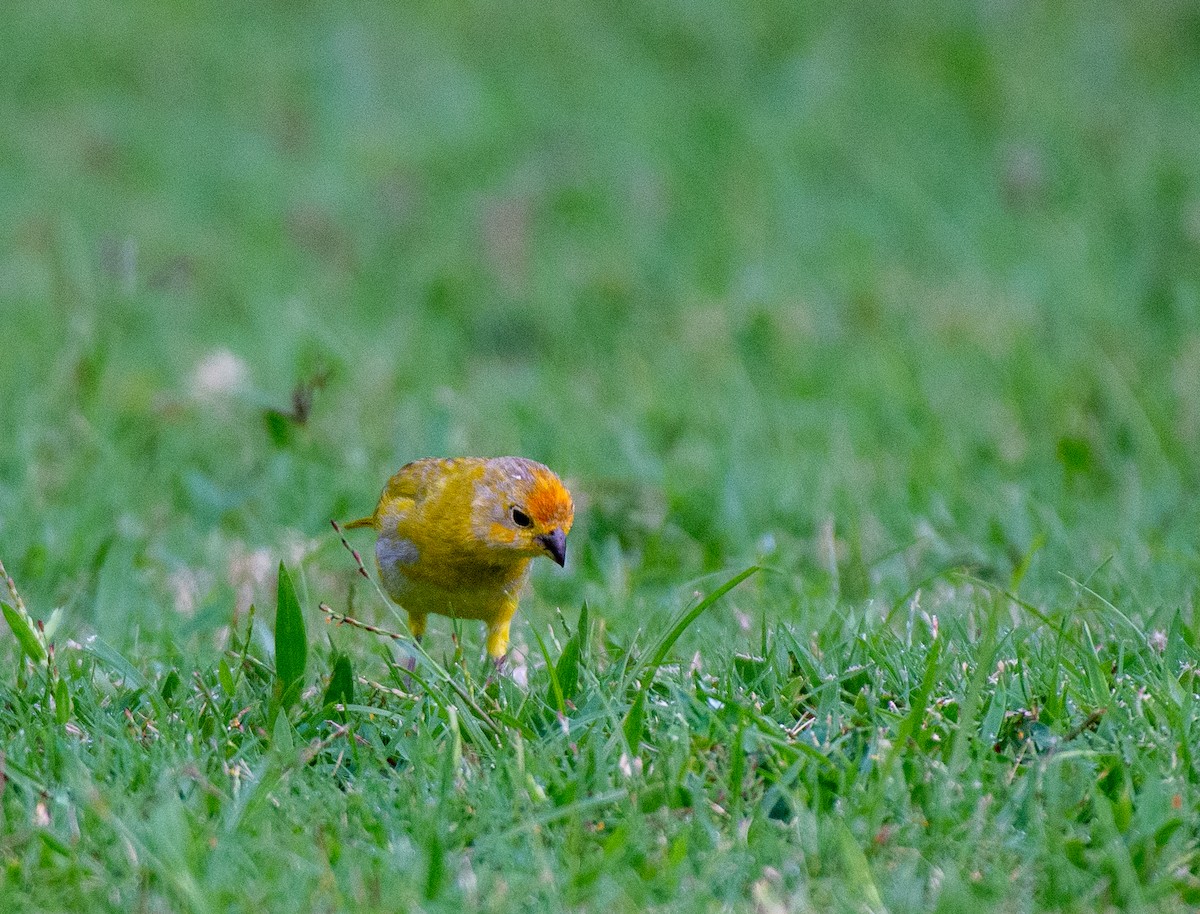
[380,457,483,520]
[347,458,484,532]
[381,458,450,504]
[381,462,423,502]
[342,460,434,531]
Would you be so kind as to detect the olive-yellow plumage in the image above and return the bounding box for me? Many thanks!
[345,457,574,659]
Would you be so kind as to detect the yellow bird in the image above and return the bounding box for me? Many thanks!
[345,457,574,660]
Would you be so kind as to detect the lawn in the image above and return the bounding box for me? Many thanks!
[3,1,1200,911]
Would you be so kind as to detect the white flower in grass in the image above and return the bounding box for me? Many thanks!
[191,349,247,402]
[1149,630,1168,655]
[618,752,643,779]
[167,567,203,617]
[508,650,529,688]
[228,544,273,614]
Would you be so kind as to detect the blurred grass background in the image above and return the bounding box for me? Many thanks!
[7,3,1200,911]
[3,0,1200,648]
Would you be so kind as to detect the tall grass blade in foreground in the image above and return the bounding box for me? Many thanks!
[273,562,308,709]
[624,566,758,749]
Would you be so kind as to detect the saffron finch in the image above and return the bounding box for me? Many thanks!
[345,457,574,659]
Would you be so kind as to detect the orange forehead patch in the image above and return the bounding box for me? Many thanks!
[526,469,574,529]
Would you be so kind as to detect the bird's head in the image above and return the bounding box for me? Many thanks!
[474,457,575,566]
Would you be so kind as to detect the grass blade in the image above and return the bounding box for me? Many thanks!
[624,566,758,749]
[885,633,941,774]
[645,567,759,676]
[542,603,589,715]
[274,562,308,707]
[323,654,355,708]
[2,601,47,664]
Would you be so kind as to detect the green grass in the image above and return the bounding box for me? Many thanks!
[4,0,1200,910]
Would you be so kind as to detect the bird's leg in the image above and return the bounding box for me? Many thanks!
[405,612,426,672]
[485,618,512,663]
[407,611,426,642]
[484,601,517,683]
[484,648,508,689]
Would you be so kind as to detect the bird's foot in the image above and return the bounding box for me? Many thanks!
[484,653,507,688]
[401,643,420,690]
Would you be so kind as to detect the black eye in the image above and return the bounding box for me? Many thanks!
[510,507,532,528]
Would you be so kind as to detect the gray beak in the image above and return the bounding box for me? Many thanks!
[537,528,567,567]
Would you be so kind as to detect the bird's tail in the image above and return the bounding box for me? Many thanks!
[341,516,375,530]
